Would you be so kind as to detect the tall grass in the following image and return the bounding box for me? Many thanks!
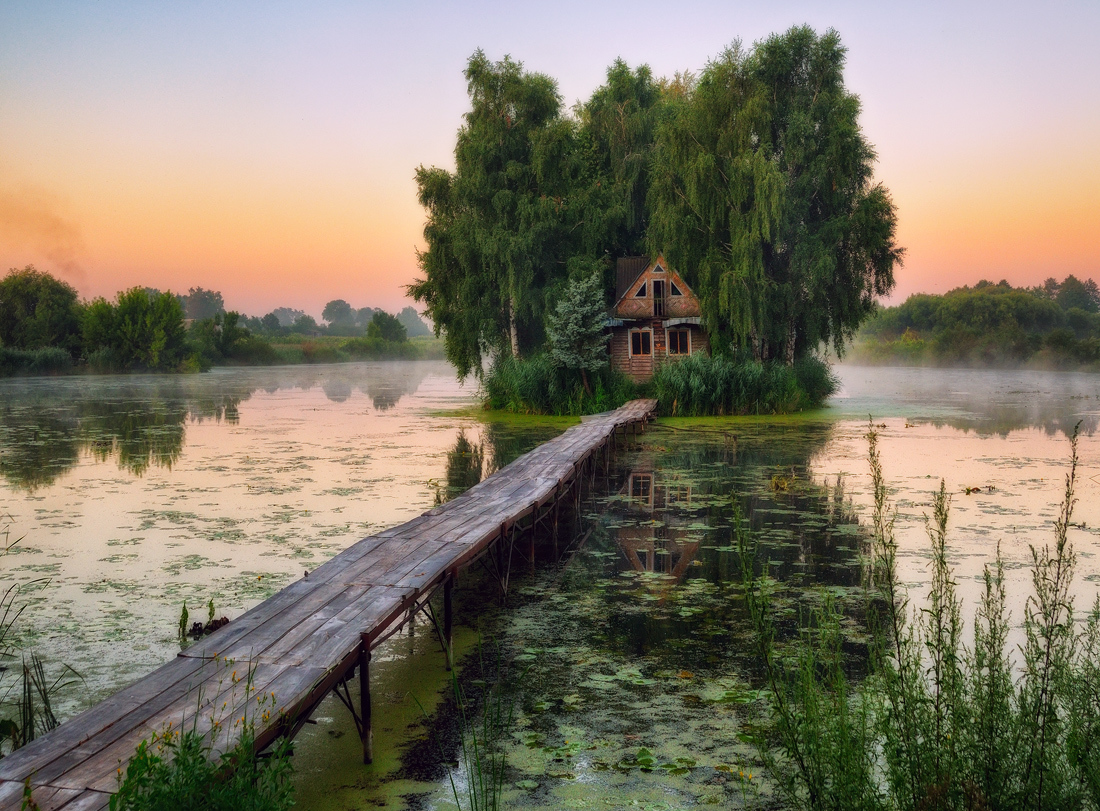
[652,353,837,416]
[109,665,294,811]
[740,422,1100,810]
[0,347,72,377]
[483,354,639,416]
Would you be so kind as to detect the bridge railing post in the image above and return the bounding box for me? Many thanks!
[359,633,373,764]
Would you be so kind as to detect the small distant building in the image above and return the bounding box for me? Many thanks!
[608,256,708,381]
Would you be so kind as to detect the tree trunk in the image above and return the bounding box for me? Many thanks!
[580,368,592,396]
[784,318,796,365]
[508,296,519,357]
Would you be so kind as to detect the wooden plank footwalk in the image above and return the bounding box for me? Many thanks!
[0,399,657,810]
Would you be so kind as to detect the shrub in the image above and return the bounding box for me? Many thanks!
[300,341,339,364]
[482,353,638,416]
[342,337,419,360]
[109,725,294,811]
[650,353,836,416]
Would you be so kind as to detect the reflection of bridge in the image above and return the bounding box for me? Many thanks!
[0,400,657,810]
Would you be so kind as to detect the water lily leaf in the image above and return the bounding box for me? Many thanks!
[515,779,539,790]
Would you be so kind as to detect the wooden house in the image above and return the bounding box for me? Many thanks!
[608,256,708,381]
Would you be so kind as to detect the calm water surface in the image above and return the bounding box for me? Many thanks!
[1,363,1098,809]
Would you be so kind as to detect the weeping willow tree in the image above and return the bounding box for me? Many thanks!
[649,26,903,362]
[409,51,572,378]
[410,53,672,379]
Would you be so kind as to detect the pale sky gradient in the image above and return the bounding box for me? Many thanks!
[2,1,1098,318]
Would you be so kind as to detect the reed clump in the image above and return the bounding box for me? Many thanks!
[652,353,836,416]
[740,421,1100,811]
[483,353,638,416]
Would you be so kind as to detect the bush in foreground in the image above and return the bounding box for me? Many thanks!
[741,424,1100,811]
[651,353,837,416]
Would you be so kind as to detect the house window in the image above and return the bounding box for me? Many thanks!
[653,264,664,273]
[634,282,647,297]
[668,329,690,355]
[670,281,683,296]
[630,330,652,356]
[652,280,665,316]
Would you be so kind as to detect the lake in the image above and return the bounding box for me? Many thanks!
[1,362,1098,808]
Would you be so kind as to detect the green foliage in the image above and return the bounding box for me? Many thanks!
[410,50,570,377]
[414,32,897,378]
[648,27,902,363]
[82,288,188,371]
[0,266,83,356]
[341,336,419,360]
[289,314,319,334]
[483,353,638,416]
[545,271,610,392]
[650,353,836,416]
[299,341,338,363]
[742,423,1100,811]
[109,725,294,811]
[187,312,276,366]
[0,347,72,377]
[855,277,1100,368]
[366,310,407,343]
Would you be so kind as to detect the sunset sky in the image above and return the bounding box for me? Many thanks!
[2,1,1097,318]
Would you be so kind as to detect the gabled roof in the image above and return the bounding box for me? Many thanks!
[615,256,650,302]
[612,255,698,312]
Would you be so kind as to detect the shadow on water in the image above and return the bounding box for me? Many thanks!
[0,363,435,489]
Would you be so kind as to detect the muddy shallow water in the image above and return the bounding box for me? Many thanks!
[1,363,1098,808]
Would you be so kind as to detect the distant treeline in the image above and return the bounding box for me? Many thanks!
[850,275,1100,369]
[0,266,438,376]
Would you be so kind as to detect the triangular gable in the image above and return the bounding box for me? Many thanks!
[612,255,698,310]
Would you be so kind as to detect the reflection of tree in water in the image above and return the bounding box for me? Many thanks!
[923,399,1098,439]
[263,363,432,409]
[361,363,431,410]
[0,407,79,490]
[436,430,485,504]
[840,367,1100,439]
[78,399,188,476]
[0,377,254,489]
[0,363,452,490]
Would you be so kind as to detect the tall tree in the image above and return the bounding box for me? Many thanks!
[0,266,83,355]
[322,299,355,326]
[83,288,187,370]
[650,27,903,361]
[410,50,569,378]
[180,287,225,321]
[396,306,431,337]
[575,60,666,259]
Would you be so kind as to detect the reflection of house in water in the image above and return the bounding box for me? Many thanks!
[612,462,702,597]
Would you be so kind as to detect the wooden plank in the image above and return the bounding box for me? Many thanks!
[0,399,656,803]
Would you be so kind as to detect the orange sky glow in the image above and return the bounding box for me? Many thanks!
[2,1,1097,318]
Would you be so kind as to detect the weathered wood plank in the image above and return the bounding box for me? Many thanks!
[0,399,656,802]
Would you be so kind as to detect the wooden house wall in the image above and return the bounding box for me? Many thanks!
[610,322,710,382]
